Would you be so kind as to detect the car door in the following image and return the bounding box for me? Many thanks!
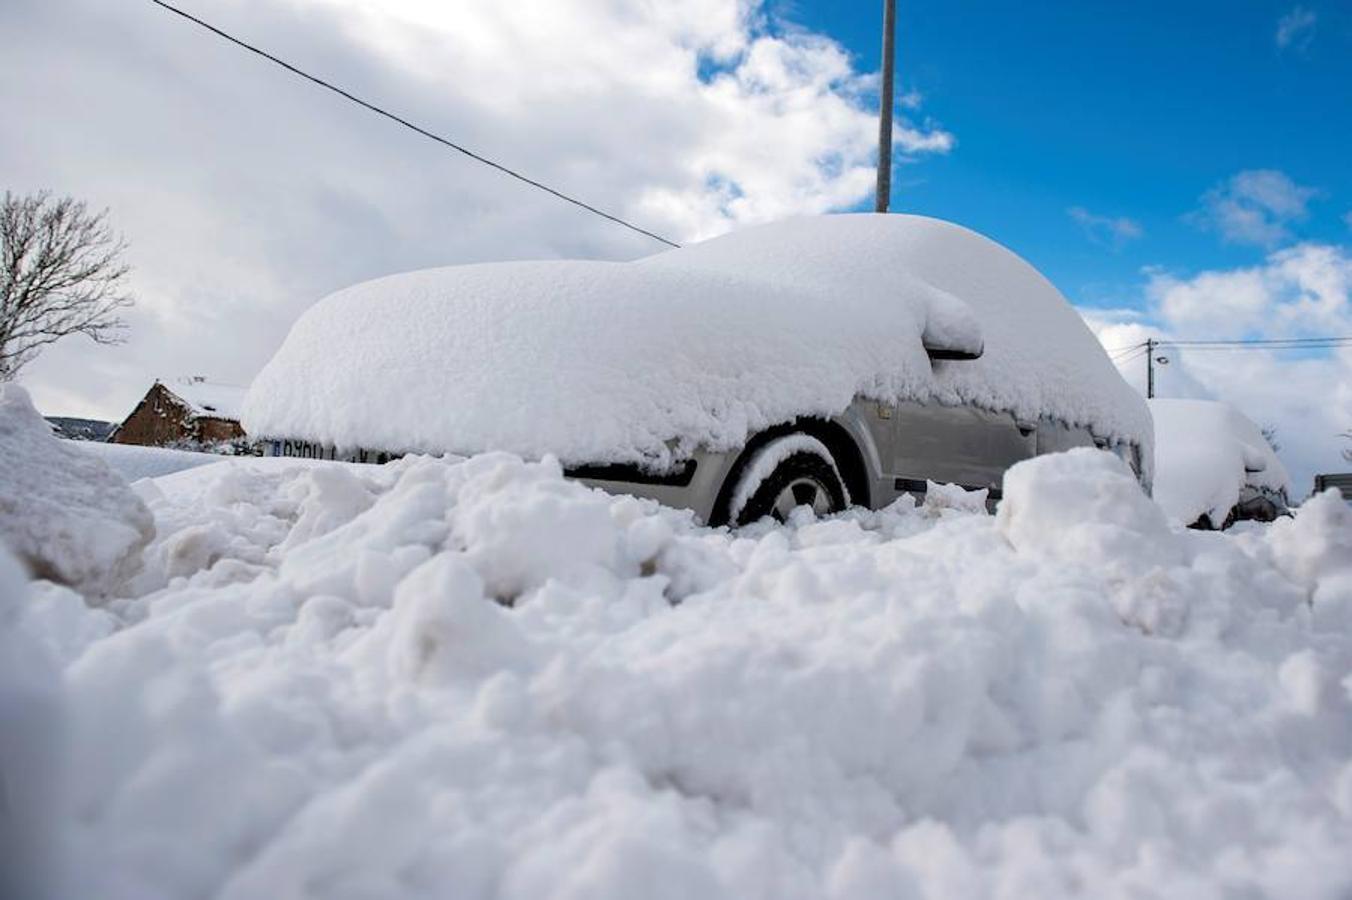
[889,400,1035,497]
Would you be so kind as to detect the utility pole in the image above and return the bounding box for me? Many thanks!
[1145,338,1155,399]
[875,0,896,213]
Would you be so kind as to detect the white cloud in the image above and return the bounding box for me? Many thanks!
[1084,243,1352,491]
[1068,206,1143,250]
[897,89,924,110]
[1148,243,1350,336]
[1,0,953,419]
[1189,169,1318,248]
[895,121,955,154]
[1276,6,1317,51]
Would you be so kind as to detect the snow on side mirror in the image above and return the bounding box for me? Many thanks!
[1239,442,1268,475]
[921,285,984,361]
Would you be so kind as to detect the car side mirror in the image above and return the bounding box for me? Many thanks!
[921,290,984,361]
[924,339,984,361]
[1239,443,1268,474]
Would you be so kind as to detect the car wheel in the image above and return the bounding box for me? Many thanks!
[1190,512,1220,531]
[728,434,850,526]
[1191,508,1238,531]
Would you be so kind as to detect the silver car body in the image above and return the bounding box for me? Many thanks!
[263,396,1140,522]
[574,400,1134,521]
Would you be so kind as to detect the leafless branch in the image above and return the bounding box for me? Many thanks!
[0,190,134,379]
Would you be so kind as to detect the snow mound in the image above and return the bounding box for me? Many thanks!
[36,449,1352,898]
[999,447,1179,574]
[0,385,153,595]
[244,215,1150,471]
[1150,398,1292,525]
[1267,489,1352,629]
[73,440,228,482]
[0,542,61,900]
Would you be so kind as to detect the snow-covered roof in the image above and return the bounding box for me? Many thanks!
[1150,398,1292,524]
[243,214,1151,468]
[164,378,246,422]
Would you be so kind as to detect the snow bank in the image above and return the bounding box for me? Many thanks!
[35,449,1352,898]
[0,385,153,595]
[74,440,229,482]
[0,542,62,900]
[1150,398,1292,525]
[245,215,1150,470]
[999,448,1179,573]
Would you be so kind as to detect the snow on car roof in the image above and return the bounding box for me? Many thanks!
[243,214,1151,468]
[1150,398,1292,524]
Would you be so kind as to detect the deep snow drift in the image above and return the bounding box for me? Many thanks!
[244,215,1151,470]
[5,442,1352,899]
[0,385,153,594]
[75,440,231,482]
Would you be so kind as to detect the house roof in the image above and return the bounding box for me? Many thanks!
[163,378,246,422]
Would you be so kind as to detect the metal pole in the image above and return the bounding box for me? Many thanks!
[1146,339,1155,399]
[875,0,896,213]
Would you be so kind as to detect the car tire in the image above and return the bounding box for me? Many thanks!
[728,434,850,526]
[1192,507,1239,531]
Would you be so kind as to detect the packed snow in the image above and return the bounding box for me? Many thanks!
[0,541,60,900]
[1150,399,1293,526]
[244,215,1151,471]
[0,385,153,595]
[5,436,1352,898]
[73,440,234,482]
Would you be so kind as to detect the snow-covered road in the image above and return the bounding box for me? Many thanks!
[5,442,1352,899]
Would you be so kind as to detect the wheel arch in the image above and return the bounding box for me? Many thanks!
[709,416,873,526]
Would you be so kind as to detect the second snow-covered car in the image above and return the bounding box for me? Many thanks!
[1149,398,1291,529]
[243,214,1152,525]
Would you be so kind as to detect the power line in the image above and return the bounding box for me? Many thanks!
[1112,345,1149,366]
[1108,342,1148,360]
[1159,343,1352,352]
[147,0,682,249]
[1106,336,1352,354]
[1163,336,1352,348]
[1105,334,1349,399]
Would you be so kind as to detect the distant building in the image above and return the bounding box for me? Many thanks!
[110,377,248,451]
[46,417,116,442]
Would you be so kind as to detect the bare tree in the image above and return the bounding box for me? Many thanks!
[1342,430,1351,464]
[0,191,133,379]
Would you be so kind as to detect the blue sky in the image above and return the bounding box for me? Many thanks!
[789,0,1352,311]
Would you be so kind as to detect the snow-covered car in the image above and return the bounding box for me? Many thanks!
[243,214,1151,525]
[1149,398,1291,529]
